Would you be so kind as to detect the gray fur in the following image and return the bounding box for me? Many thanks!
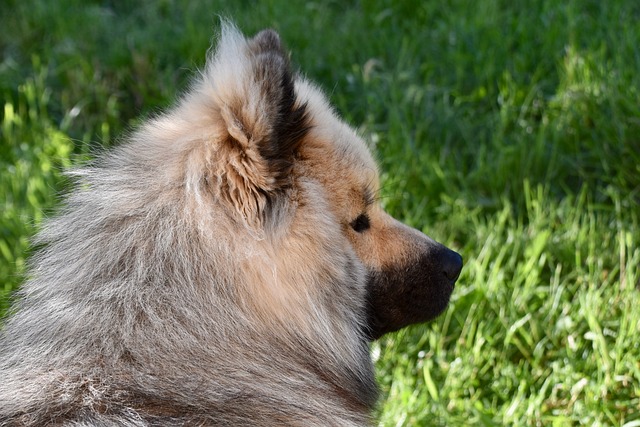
[0,23,378,426]
[0,22,463,426]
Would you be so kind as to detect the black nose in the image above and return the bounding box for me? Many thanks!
[442,249,463,282]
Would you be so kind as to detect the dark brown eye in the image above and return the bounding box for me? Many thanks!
[350,214,370,233]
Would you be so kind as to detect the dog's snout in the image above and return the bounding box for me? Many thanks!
[442,249,463,282]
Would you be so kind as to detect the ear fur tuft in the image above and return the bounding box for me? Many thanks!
[247,29,311,189]
[200,24,311,232]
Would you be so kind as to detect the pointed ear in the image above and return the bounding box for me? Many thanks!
[202,25,310,232]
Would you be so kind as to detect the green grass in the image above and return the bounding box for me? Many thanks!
[1,0,639,425]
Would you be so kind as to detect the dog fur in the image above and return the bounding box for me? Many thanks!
[0,23,462,426]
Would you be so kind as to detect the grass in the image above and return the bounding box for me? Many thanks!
[1,0,639,425]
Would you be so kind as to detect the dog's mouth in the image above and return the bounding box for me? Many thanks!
[364,247,462,340]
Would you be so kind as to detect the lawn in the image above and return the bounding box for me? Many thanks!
[1,0,639,425]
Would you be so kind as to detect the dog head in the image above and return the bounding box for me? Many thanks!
[171,24,462,339]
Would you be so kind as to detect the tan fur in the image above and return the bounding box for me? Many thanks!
[0,23,462,426]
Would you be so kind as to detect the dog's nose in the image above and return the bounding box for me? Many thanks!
[442,249,463,282]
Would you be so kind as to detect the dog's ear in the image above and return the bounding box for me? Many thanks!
[201,24,310,234]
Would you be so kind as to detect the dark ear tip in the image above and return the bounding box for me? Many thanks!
[251,29,283,53]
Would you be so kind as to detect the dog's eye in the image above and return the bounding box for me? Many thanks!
[350,214,370,233]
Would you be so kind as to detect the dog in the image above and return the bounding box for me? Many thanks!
[0,23,462,426]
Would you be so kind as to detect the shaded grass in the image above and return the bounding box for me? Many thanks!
[1,0,639,425]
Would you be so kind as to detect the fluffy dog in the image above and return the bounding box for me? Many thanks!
[0,23,462,426]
